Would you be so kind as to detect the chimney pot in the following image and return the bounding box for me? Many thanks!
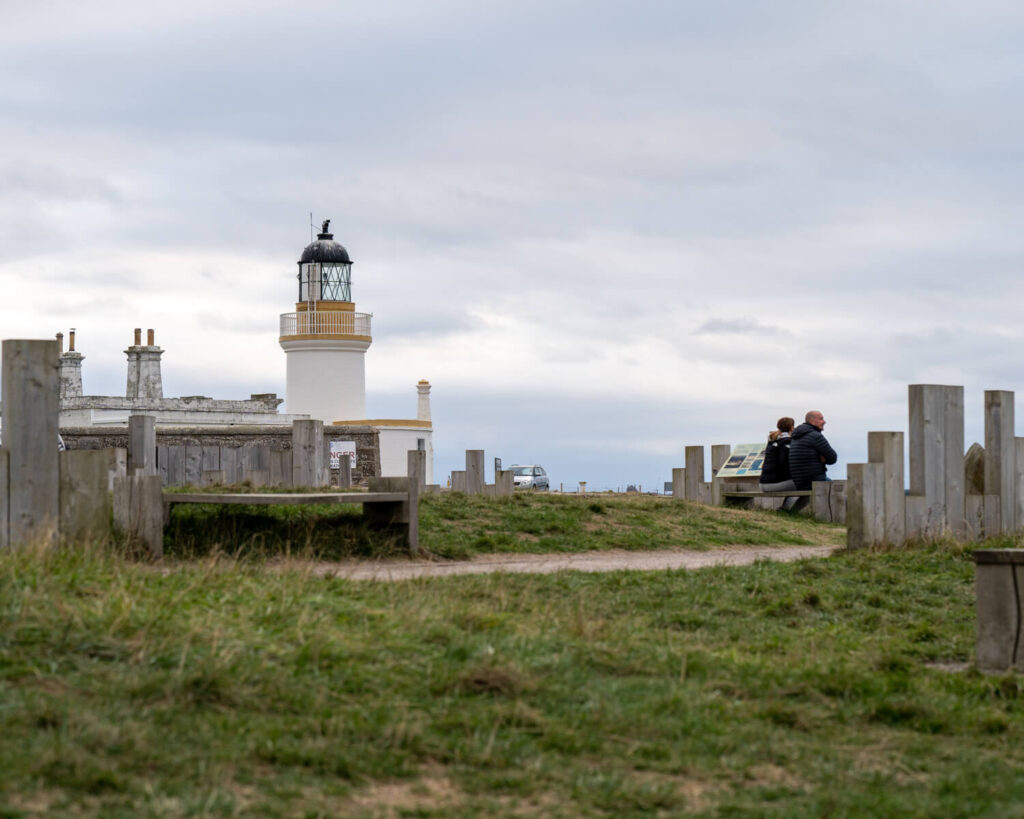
[147,329,154,346]
[134,328,142,346]
[56,332,64,352]
[69,328,76,352]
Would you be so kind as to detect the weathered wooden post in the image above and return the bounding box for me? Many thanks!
[943,386,965,537]
[909,385,943,526]
[847,463,885,549]
[1015,437,1024,532]
[495,469,514,496]
[338,453,353,489]
[408,450,426,493]
[684,446,704,502]
[112,473,163,557]
[671,467,685,499]
[985,390,1015,534]
[450,471,466,492]
[128,414,157,476]
[2,340,60,546]
[868,431,905,545]
[710,444,730,505]
[465,450,485,495]
[907,384,964,538]
[60,450,112,543]
[0,448,8,549]
[292,419,325,487]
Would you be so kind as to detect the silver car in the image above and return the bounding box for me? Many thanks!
[511,464,549,491]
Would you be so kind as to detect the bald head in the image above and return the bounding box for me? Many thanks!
[805,410,825,430]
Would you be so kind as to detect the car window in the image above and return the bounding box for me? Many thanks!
[538,468,546,476]
[512,467,532,476]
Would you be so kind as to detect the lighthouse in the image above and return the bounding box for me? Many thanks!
[279,220,372,421]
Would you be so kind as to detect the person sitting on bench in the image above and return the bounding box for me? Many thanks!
[788,410,838,512]
[759,416,800,511]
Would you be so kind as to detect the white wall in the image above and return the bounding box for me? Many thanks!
[282,338,369,422]
[378,426,433,484]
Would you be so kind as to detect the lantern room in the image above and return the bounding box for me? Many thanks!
[297,219,352,302]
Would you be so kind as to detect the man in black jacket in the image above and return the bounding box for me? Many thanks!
[788,411,838,511]
[789,410,837,489]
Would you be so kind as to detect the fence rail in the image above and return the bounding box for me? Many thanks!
[279,311,372,337]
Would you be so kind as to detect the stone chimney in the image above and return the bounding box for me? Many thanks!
[58,328,84,399]
[417,379,432,422]
[126,327,164,399]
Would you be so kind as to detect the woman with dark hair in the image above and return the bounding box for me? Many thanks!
[759,416,799,510]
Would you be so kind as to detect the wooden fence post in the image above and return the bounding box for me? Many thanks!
[943,386,965,537]
[0,448,8,549]
[107,447,127,491]
[495,469,514,496]
[451,471,466,492]
[59,450,112,544]
[847,463,885,549]
[465,450,484,495]
[292,420,325,488]
[710,444,730,505]
[684,446,704,502]
[908,385,943,534]
[2,339,60,546]
[1015,438,1024,533]
[671,467,685,499]
[112,473,163,557]
[868,431,905,545]
[128,414,157,476]
[338,453,352,489]
[408,450,426,493]
[985,390,1016,534]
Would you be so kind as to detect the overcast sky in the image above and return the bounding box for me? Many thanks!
[2,1,1023,490]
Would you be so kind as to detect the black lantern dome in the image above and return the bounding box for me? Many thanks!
[299,222,351,264]
[297,219,353,302]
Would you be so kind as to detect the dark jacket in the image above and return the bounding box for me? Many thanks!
[759,434,791,484]
[789,422,838,489]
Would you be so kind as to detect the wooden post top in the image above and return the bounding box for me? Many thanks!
[974,549,1024,565]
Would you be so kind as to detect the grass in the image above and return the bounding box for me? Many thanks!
[3,536,1024,815]
[165,490,845,559]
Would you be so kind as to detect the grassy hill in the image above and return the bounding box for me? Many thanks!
[2,531,1024,815]
[166,491,846,560]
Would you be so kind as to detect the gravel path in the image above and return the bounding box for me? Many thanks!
[310,545,841,581]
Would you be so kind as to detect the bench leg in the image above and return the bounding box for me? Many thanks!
[365,476,419,555]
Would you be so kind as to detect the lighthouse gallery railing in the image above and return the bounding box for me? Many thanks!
[279,311,372,337]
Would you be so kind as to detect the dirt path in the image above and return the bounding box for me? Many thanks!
[310,545,841,581]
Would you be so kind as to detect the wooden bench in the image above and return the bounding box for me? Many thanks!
[163,484,419,553]
[115,474,419,557]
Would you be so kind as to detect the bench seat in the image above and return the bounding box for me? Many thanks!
[720,490,812,499]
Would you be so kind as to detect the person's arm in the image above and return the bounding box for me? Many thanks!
[814,434,838,465]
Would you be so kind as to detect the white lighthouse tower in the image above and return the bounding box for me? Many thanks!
[279,220,372,421]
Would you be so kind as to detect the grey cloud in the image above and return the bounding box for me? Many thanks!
[694,319,787,337]
[3,1,1024,490]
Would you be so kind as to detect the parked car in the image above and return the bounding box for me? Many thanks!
[511,464,549,491]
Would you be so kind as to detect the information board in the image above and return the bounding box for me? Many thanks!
[329,440,357,469]
[714,443,766,478]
